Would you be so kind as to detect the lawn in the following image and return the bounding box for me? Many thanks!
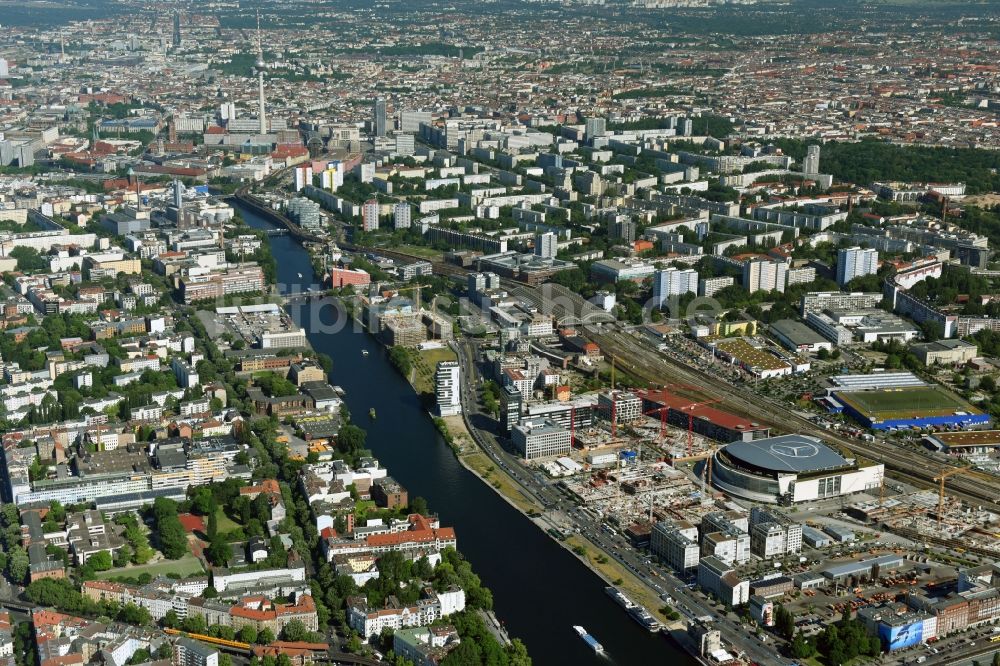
[95,553,205,580]
[411,347,457,395]
[838,386,977,419]
[461,452,538,515]
[396,244,444,261]
[214,506,241,533]
[563,534,676,625]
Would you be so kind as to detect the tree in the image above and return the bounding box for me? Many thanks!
[257,628,275,645]
[440,639,482,665]
[774,604,795,640]
[151,497,187,559]
[219,656,233,666]
[790,631,814,659]
[409,496,428,517]
[6,546,29,585]
[336,424,367,461]
[281,619,307,642]
[206,538,230,567]
[238,625,258,644]
[921,319,943,342]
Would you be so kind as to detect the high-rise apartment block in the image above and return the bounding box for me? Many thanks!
[435,361,462,417]
[362,199,379,232]
[836,247,879,287]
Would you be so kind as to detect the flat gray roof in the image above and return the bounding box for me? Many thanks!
[723,434,849,474]
[821,554,904,579]
[770,319,827,345]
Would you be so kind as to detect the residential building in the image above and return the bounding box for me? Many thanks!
[837,247,879,286]
[534,232,558,259]
[435,361,462,417]
[743,258,787,294]
[393,626,462,666]
[173,637,219,666]
[348,587,465,640]
[652,268,698,307]
[362,199,379,232]
[393,203,411,230]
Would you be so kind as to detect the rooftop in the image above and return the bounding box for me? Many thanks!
[722,435,850,474]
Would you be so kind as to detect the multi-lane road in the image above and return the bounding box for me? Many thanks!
[453,340,789,666]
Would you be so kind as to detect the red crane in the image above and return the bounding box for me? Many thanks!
[642,405,670,444]
[678,398,723,457]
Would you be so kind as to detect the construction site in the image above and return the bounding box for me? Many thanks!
[848,488,1000,559]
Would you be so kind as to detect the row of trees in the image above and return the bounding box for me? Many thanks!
[149,497,189,559]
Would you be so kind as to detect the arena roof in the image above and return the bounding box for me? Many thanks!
[723,435,849,474]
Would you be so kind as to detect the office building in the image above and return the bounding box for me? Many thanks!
[837,247,879,287]
[802,144,820,175]
[652,267,698,307]
[651,521,700,571]
[511,419,571,460]
[393,203,412,230]
[535,232,558,259]
[374,98,387,137]
[749,507,803,559]
[698,556,749,607]
[435,361,462,417]
[362,199,379,232]
[400,110,433,134]
[597,390,641,424]
[499,385,522,432]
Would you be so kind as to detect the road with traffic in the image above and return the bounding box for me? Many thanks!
[454,340,790,666]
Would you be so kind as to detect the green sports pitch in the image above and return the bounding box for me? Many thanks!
[836,386,980,420]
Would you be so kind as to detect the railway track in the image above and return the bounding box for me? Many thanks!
[587,329,1000,513]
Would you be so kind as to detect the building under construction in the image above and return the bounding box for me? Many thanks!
[640,390,771,445]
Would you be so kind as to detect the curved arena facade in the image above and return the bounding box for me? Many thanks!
[711,434,883,504]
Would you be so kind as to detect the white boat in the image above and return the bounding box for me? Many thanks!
[362,349,369,356]
[573,625,604,653]
[297,272,303,278]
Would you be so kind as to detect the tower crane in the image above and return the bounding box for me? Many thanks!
[678,398,723,458]
[932,467,975,533]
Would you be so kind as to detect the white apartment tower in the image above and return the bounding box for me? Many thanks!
[836,247,879,287]
[393,203,412,230]
[802,144,820,175]
[362,199,380,232]
[535,232,558,259]
[435,361,462,417]
[652,267,698,308]
[743,259,788,294]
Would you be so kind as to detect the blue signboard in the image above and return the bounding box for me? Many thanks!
[880,619,923,651]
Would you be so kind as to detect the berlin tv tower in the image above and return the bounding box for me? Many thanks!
[255,11,267,135]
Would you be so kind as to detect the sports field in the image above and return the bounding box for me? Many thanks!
[837,386,979,420]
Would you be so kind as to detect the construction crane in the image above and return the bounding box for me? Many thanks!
[678,398,723,458]
[932,467,975,533]
[642,405,669,445]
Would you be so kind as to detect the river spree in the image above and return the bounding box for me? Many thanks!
[240,206,694,665]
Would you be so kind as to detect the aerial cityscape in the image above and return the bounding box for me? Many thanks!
[3,1,1000,665]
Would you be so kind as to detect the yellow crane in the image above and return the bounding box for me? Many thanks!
[932,467,975,533]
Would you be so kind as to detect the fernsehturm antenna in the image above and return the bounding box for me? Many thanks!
[256,10,267,135]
